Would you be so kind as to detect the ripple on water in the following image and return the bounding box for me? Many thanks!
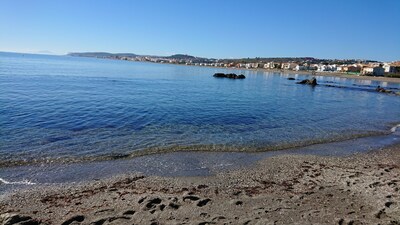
[0,52,400,170]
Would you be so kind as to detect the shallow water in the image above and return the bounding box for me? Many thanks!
[1,52,400,165]
[1,128,399,194]
[1,52,400,191]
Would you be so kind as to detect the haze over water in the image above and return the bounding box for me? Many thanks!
[1,52,400,168]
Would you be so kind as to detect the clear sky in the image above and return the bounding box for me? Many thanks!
[1,0,399,61]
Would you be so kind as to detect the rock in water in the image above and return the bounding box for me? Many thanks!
[213,73,227,78]
[297,77,317,85]
[309,77,317,85]
[297,79,308,84]
[213,73,246,79]
[376,86,393,94]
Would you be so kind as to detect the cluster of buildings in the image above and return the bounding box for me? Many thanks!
[77,53,400,77]
[185,61,400,77]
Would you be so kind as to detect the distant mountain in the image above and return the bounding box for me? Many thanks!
[35,50,55,55]
[166,54,197,59]
[67,52,196,59]
[67,52,205,61]
[114,53,138,57]
[68,52,139,58]
[66,52,380,64]
[67,52,116,58]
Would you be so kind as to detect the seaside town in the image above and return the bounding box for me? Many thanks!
[69,52,400,77]
[3,0,400,224]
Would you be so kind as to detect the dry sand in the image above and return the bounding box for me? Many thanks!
[1,145,399,225]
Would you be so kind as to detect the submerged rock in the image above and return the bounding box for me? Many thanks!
[287,77,296,80]
[376,86,393,94]
[213,73,246,79]
[297,77,317,85]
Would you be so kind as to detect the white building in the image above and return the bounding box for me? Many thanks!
[317,64,337,72]
[264,62,277,69]
[361,67,385,76]
[282,63,298,70]
[383,63,400,73]
[295,65,308,71]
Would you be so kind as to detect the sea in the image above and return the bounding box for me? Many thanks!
[1,52,400,192]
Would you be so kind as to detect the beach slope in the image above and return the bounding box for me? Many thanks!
[1,145,399,225]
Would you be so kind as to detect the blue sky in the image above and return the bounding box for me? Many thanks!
[1,0,399,61]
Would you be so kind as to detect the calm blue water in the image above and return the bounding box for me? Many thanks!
[1,52,400,168]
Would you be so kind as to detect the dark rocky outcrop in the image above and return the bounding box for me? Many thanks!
[213,73,226,78]
[287,77,296,80]
[297,77,317,85]
[226,73,237,79]
[213,73,246,79]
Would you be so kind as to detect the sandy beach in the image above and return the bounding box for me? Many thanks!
[1,144,399,225]
[2,1,400,225]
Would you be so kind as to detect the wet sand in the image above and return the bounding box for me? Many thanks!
[1,144,399,225]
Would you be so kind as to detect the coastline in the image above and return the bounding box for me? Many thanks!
[64,55,400,84]
[218,67,400,84]
[267,69,400,84]
[157,61,400,84]
[1,144,399,224]
[1,54,400,224]
[0,129,392,169]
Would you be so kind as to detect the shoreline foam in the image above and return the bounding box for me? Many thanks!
[0,128,392,169]
[0,178,36,185]
[1,124,399,194]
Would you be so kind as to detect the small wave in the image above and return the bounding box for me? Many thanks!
[214,163,233,168]
[0,178,36,185]
[390,124,400,133]
[0,130,393,169]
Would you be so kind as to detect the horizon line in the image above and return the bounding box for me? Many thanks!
[1,50,398,62]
